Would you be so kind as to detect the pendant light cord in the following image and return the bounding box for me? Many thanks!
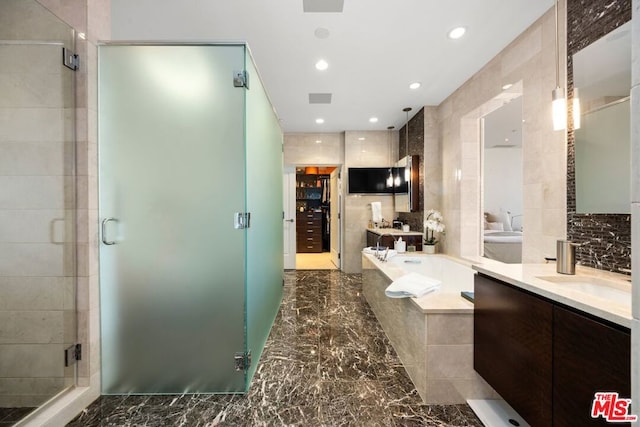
[554,0,560,88]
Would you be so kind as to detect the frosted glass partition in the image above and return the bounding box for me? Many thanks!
[99,45,247,393]
[244,50,284,384]
[0,0,77,416]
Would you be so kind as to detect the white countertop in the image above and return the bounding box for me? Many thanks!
[366,227,424,236]
[469,258,632,328]
[363,252,632,327]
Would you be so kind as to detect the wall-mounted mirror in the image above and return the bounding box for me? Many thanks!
[481,96,523,263]
[573,21,631,214]
[394,155,418,212]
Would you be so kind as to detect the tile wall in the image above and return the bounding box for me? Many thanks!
[631,0,639,415]
[437,3,567,261]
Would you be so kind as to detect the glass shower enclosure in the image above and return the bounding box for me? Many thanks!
[98,44,283,393]
[0,0,78,422]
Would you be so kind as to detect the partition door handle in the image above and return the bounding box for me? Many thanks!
[285,219,294,222]
[101,217,118,245]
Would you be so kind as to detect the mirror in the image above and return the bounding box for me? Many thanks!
[573,21,631,214]
[481,96,523,263]
[394,155,418,212]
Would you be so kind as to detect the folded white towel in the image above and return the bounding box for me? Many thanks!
[362,247,398,259]
[371,201,383,223]
[385,272,441,298]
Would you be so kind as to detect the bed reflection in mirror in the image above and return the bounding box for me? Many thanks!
[481,96,523,263]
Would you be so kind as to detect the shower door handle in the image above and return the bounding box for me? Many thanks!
[101,217,118,245]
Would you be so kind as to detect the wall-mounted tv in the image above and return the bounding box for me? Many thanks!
[348,167,397,194]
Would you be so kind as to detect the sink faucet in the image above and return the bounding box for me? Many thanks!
[376,233,397,261]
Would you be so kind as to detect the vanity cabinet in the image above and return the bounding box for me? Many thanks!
[474,273,631,427]
[297,211,322,253]
[366,230,423,251]
[474,274,553,426]
[553,306,631,426]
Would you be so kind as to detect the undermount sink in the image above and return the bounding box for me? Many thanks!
[536,275,631,305]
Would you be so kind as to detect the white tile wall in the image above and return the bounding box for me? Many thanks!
[632,318,640,418]
[631,0,639,417]
[438,6,566,262]
[631,87,640,203]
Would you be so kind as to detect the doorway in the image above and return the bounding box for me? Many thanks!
[283,165,341,270]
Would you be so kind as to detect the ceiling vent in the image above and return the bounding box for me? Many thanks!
[309,93,332,104]
[303,0,344,13]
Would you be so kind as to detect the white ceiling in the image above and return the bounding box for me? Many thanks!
[111,0,554,133]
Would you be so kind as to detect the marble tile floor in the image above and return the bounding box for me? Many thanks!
[0,408,35,426]
[68,270,482,426]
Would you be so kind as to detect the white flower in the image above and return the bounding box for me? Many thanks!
[424,209,444,230]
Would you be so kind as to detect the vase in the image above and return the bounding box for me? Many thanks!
[424,244,436,254]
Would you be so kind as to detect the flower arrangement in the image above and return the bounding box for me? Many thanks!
[424,209,445,245]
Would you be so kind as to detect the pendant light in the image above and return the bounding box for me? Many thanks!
[551,0,566,131]
[403,107,412,182]
[386,126,395,188]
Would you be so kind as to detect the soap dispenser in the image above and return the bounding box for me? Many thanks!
[394,237,406,253]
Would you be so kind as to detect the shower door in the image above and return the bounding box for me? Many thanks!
[0,0,77,419]
[99,45,247,393]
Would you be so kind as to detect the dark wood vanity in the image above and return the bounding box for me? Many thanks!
[366,229,423,252]
[474,273,631,426]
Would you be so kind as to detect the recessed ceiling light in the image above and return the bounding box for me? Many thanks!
[315,140,322,143]
[358,137,365,141]
[314,27,330,39]
[502,83,513,90]
[409,82,421,90]
[315,59,329,71]
[315,118,324,124]
[369,117,379,123]
[448,26,466,39]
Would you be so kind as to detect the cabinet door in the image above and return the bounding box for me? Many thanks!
[553,306,631,426]
[474,274,553,426]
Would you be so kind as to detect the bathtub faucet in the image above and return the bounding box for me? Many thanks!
[376,233,397,261]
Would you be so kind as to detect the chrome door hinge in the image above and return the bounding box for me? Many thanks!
[62,48,79,71]
[234,212,251,229]
[64,343,82,366]
[233,70,250,89]
[234,351,251,371]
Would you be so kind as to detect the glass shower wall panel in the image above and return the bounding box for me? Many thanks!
[0,0,77,414]
[99,45,247,393]
[243,49,284,385]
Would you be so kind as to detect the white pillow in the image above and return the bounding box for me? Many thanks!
[486,222,504,231]
[501,212,513,232]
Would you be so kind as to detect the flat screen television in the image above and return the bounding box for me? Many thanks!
[348,167,396,194]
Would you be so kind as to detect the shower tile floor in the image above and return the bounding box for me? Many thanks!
[68,270,482,426]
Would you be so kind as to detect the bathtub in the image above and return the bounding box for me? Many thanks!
[362,253,498,404]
